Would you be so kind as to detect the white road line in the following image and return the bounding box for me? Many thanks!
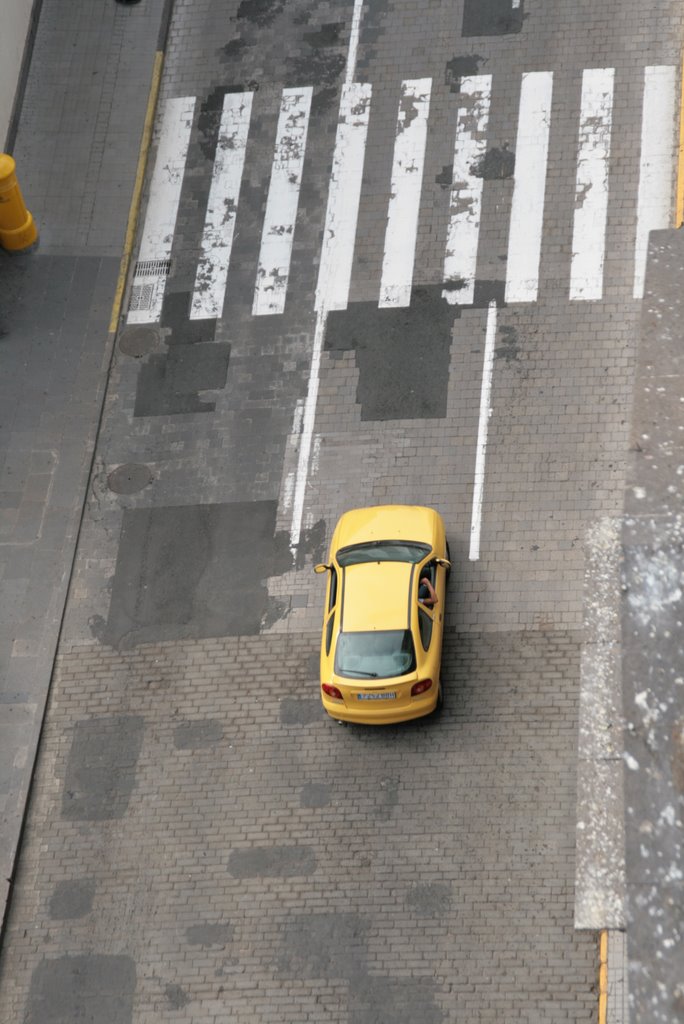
[289,0,366,549]
[290,313,326,549]
[633,65,676,299]
[379,78,432,308]
[315,83,372,312]
[344,0,364,88]
[443,74,492,306]
[252,87,313,316]
[190,92,253,320]
[127,96,195,324]
[469,301,497,562]
[504,72,553,304]
[570,69,614,301]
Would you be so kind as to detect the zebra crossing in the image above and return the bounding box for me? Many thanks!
[126,65,678,326]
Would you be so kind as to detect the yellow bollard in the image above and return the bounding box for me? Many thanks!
[0,154,38,251]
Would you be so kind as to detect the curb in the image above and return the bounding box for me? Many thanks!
[109,0,174,332]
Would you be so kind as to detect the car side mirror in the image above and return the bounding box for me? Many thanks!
[313,563,331,574]
[435,558,451,569]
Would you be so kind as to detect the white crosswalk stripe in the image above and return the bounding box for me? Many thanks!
[633,65,677,299]
[252,88,313,316]
[128,66,678,324]
[190,92,253,320]
[127,97,195,325]
[443,74,492,306]
[315,82,372,312]
[378,78,432,308]
[570,69,615,302]
[505,71,554,304]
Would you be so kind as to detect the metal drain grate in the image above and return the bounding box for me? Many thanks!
[128,259,172,314]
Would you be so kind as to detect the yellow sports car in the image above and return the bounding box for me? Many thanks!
[314,505,450,724]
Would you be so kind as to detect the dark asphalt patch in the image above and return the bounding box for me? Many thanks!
[237,0,284,26]
[445,54,487,91]
[406,881,452,917]
[300,782,331,807]
[228,845,316,877]
[26,955,136,1024]
[161,290,216,346]
[471,144,515,179]
[104,501,292,648]
[495,324,520,362]
[349,977,444,1024]
[62,716,145,820]
[277,913,368,978]
[186,923,235,946]
[280,698,321,725]
[462,0,524,35]
[49,879,96,919]
[173,719,224,748]
[134,342,230,416]
[326,287,454,421]
[304,22,344,47]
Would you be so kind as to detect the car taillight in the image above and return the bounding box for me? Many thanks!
[322,683,343,700]
[411,679,432,696]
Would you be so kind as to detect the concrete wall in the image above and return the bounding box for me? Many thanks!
[1,0,35,149]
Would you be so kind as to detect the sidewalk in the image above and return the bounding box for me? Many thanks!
[0,0,169,932]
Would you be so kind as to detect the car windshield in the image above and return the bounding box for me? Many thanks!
[336,541,430,566]
[334,630,416,679]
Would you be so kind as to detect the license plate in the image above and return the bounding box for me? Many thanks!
[357,692,396,701]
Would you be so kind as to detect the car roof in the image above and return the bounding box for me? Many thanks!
[341,561,413,632]
[333,505,440,551]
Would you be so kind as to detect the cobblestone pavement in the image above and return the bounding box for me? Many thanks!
[2,0,684,1021]
[2,631,596,1022]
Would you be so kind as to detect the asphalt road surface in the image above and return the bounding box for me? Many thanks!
[1,0,683,1021]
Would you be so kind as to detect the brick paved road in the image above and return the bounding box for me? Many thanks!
[2,0,684,1021]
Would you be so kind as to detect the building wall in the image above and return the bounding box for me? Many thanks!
[1,0,36,149]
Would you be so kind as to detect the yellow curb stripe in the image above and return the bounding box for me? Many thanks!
[598,929,608,1024]
[676,55,684,229]
[109,50,164,333]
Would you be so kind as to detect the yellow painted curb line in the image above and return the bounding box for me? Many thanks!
[676,55,684,229]
[598,929,608,1024]
[109,50,164,333]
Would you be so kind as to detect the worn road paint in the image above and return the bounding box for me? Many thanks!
[289,0,366,549]
[379,78,432,308]
[127,96,195,324]
[443,75,492,305]
[290,312,326,550]
[633,65,676,299]
[570,68,614,301]
[504,72,553,304]
[469,301,497,562]
[110,51,163,333]
[253,88,313,316]
[344,0,365,89]
[190,92,253,320]
[315,84,372,312]
[677,55,684,228]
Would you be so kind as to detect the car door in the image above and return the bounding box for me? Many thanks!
[319,564,339,678]
[417,560,445,680]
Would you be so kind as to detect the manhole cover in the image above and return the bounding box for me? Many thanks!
[118,326,159,358]
[107,464,153,495]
